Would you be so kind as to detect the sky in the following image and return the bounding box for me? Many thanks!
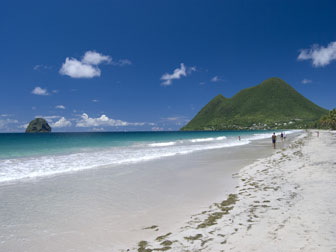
[0,0,335,132]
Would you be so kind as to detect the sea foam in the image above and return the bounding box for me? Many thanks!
[0,131,298,183]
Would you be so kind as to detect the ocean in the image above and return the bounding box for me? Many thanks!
[0,130,293,183]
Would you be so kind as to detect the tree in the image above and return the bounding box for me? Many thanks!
[319,109,336,130]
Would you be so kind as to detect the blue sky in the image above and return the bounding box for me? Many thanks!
[0,0,335,132]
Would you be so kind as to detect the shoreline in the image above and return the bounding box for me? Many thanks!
[0,133,295,252]
[129,130,336,252]
[0,130,297,185]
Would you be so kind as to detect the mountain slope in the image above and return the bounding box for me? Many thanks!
[182,78,328,130]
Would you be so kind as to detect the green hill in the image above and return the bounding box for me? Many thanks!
[181,78,328,131]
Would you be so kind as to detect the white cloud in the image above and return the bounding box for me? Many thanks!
[76,113,146,128]
[59,51,131,79]
[161,63,195,86]
[92,99,99,103]
[32,86,49,96]
[20,123,29,129]
[36,115,60,120]
[52,90,59,93]
[211,76,224,82]
[50,117,72,128]
[59,57,101,78]
[76,113,128,127]
[302,79,312,84]
[82,51,111,65]
[55,105,66,109]
[0,119,18,129]
[298,41,336,67]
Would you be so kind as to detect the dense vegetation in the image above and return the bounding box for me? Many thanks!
[318,109,336,130]
[181,78,328,131]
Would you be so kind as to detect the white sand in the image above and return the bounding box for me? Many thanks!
[0,136,276,252]
[131,131,336,251]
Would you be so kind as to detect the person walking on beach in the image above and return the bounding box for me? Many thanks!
[272,132,277,149]
[280,132,284,141]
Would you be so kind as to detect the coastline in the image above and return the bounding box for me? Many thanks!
[130,130,336,252]
[0,131,307,252]
[0,133,296,252]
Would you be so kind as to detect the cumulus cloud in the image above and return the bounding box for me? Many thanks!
[82,51,111,65]
[59,57,101,78]
[75,113,147,128]
[301,79,312,84]
[298,41,336,67]
[32,86,49,96]
[59,51,131,79]
[55,105,66,109]
[20,123,29,129]
[160,63,195,86]
[76,113,141,127]
[50,117,72,128]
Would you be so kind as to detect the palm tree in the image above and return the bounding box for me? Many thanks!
[319,109,336,130]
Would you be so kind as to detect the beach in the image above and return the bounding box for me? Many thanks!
[0,131,293,252]
[1,130,335,251]
[132,130,336,252]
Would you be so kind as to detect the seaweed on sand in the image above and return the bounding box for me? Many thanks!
[155,233,172,242]
[184,233,203,241]
[197,194,238,229]
[138,241,152,252]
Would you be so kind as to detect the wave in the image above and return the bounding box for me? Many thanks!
[190,136,227,143]
[0,138,243,183]
[0,131,300,184]
[148,142,177,147]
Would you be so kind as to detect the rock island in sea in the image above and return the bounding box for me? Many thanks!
[25,118,52,133]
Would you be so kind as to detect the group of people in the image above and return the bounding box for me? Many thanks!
[272,132,286,149]
[237,132,285,149]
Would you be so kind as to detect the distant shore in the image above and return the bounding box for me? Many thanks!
[127,130,336,252]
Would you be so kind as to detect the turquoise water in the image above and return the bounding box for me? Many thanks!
[0,130,292,183]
